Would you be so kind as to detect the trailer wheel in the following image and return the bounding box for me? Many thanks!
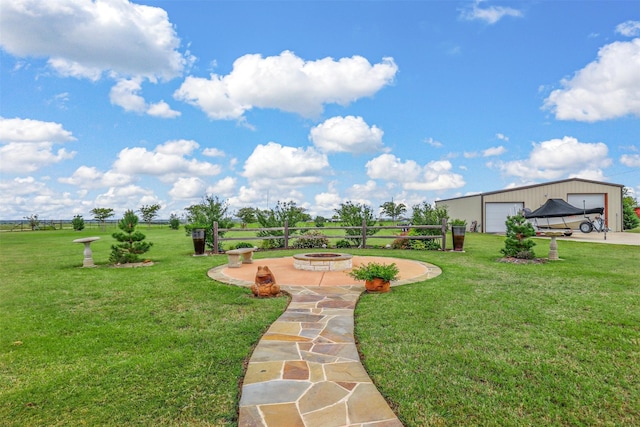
[579,221,593,233]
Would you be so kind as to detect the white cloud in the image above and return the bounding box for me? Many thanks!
[110,78,180,117]
[206,176,237,197]
[0,116,77,173]
[482,146,506,157]
[616,20,640,37]
[543,38,640,122]
[424,137,443,148]
[0,0,189,81]
[309,116,385,154]
[58,166,132,189]
[621,154,640,167]
[496,133,509,142]
[112,140,221,180]
[460,1,523,24]
[168,177,207,200]
[174,51,398,120]
[0,117,75,143]
[242,142,330,188]
[366,154,465,191]
[491,136,611,180]
[202,147,225,157]
[94,185,156,213]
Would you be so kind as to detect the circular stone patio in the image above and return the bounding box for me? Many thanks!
[208,255,442,288]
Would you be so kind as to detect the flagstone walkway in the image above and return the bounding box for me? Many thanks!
[208,256,442,427]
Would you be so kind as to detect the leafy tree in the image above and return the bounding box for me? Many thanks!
[235,207,257,228]
[24,214,39,231]
[184,195,234,250]
[411,202,448,234]
[500,213,536,259]
[380,200,407,225]
[110,210,152,264]
[314,215,326,227]
[622,187,640,230]
[91,207,115,231]
[334,201,378,247]
[168,213,181,230]
[255,201,308,248]
[71,215,85,231]
[138,204,161,228]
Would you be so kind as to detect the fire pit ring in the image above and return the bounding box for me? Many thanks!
[293,253,353,271]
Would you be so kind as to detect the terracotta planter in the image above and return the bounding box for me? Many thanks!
[451,226,466,251]
[365,277,391,293]
[191,228,206,255]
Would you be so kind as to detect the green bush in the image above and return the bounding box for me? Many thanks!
[500,213,536,259]
[110,210,152,264]
[335,239,351,248]
[234,242,255,249]
[292,230,330,249]
[71,215,85,231]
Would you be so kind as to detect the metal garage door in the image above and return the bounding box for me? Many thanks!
[485,203,524,233]
[567,194,605,212]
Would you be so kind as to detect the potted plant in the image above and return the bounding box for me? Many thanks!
[450,219,467,251]
[347,261,400,293]
[185,223,207,255]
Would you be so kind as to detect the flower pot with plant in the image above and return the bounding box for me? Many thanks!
[450,219,467,251]
[347,261,399,293]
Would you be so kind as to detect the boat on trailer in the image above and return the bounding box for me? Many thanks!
[523,198,605,235]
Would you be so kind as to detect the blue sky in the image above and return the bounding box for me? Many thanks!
[1,0,639,220]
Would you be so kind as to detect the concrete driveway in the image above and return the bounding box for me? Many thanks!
[549,231,639,246]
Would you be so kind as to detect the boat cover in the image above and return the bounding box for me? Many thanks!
[524,198,604,219]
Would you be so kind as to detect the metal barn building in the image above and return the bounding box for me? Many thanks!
[435,178,624,233]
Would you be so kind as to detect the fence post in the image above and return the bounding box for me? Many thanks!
[361,219,367,248]
[441,218,447,251]
[213,221,219,254]
[284,220,289,249]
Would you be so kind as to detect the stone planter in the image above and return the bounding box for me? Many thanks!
[365,278,391,293]
[451,226,466,251]
[191,228,206,255]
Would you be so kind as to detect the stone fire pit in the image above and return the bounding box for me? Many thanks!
[293,253,353,271]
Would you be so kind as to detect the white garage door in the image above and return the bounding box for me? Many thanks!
[485,203,524,233]
[567,194,605,212]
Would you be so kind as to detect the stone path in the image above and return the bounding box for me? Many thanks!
[237,285,402,427]
[208,256,442,427]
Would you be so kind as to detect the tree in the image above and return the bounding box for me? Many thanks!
[91,207,115,231]
[138,204,161,228]
[24,214,39,231]
[334,201,378,247]
[184,195,234,250]
[380,200,407,225]
[622,187,640,230]
[235,207,257,228]
[500,213,536,259]
[255,201,308,248]
[411,202,448,234]
[71,215,85,231]
[314,215,326,227]
[110,210,153,264]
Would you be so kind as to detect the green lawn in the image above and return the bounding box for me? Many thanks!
[1,229,638,426]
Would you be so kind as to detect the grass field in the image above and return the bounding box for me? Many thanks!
[1,228,638,426]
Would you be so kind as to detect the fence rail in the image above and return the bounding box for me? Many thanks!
[210,219,448,253]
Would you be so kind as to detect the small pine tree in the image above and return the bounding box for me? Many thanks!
[168,213,181,230]
[501,213,536,259]
[71,214,85,231]
[110,210,152,264]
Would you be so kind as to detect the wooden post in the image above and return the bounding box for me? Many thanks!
[213,221,219,254]
[441,218,447,251]
[361,219,367,248]
[284,220,289,249]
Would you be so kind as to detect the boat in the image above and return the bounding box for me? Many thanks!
[523,198,604,234]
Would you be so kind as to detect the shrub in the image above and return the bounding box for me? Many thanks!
[71,215,85,231]
[390,237,411,250]
[168,213,181,230]
[500,213,536,259]
[292,230,330,249]
[234,242,254,249]
[336,239,351,249]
